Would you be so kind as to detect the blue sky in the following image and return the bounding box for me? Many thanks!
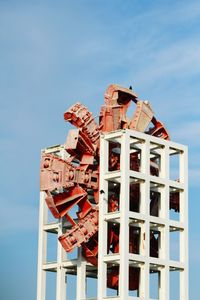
[0,0,200,299]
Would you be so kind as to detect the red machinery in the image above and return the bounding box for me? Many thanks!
[40,84,178,290]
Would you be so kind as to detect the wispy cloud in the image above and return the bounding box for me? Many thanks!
[135,42,200,84]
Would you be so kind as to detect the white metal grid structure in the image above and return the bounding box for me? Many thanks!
[98,129,188,300]
[37,129,188,300]
[37,145,97,300]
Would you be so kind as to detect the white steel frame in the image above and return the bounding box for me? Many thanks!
[98,129,188,300]
[37,145,94,300]
[37,129,188,300]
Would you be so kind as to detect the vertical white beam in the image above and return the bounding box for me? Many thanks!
[56,268,66,300]
[140,262,149,299]
[55,146,68,300]
[56,220,66,300]
[160,228,169,300]
[180,147,188,300]
[37,192,48,300]
[159,266,169,300]
[77,249,86,300]
[162,146,170,300]
[143,140,150,299]
[119,131,129,298]
[140,140,150,216]
[98,135,108,299]
[161,145,169,180]
[163,145,170,220]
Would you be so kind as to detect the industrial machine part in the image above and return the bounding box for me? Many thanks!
[40,84,178,290]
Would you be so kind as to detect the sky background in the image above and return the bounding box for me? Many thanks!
[0,0,200,299]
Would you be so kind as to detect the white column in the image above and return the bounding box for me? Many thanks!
[77,249,86,300]
[160,145,170,300]
[119,131,130,298]
[180,147,188,300]
[56,220,66,300]
[37,192,48,300]
[159,266,169,300]
[143,139,150,299]
[98,135,108,299]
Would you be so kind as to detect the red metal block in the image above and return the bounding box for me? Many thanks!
[40,84,172,290]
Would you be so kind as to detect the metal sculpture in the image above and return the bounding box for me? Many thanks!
[40,84,178,290]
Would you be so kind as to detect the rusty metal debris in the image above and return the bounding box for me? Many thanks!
[40,84,178,290]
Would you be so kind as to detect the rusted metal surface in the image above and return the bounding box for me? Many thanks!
[40,84,172,290]
[59,208,98,252]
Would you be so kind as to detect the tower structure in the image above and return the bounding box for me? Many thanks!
[37,84,188,300]
[37,129,188,300]
[98,129,188,300]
